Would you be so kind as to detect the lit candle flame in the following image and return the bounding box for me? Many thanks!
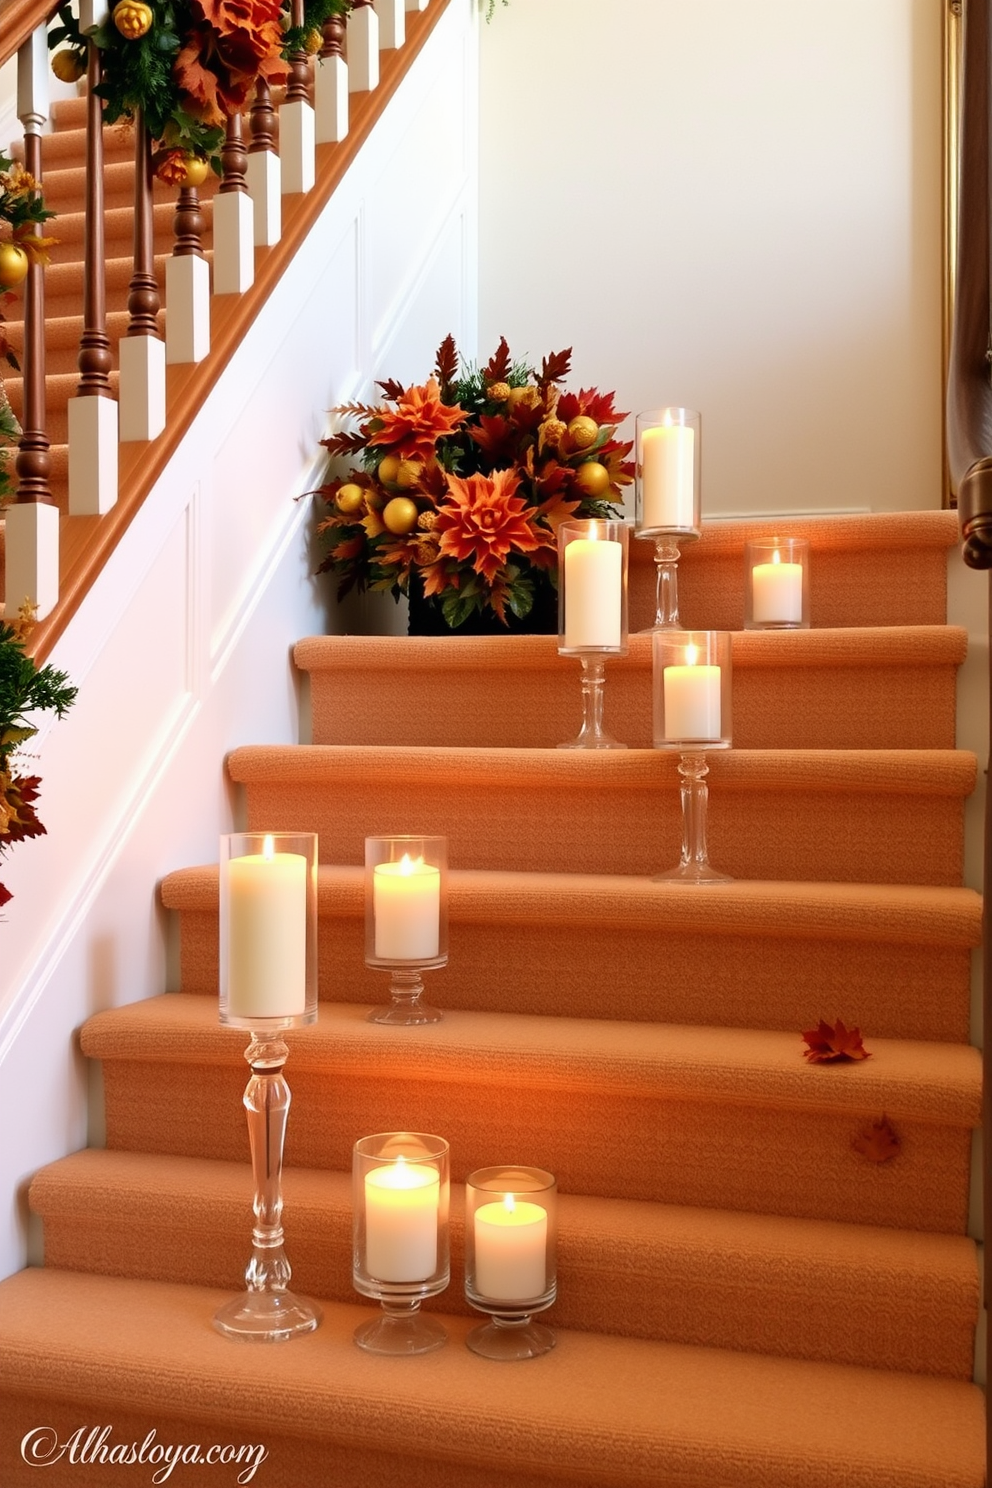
[397,853,424,876]
[502,1193,517,1215]
[771,548,782,566]
[685,643,698,667]
[263,834,275,860]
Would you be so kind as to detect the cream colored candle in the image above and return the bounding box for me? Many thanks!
[563,536,623,649]
[663,646,722,740]
[365,1158,440,1281]
[640,423,695,530]
[751,549,803,623]
[227,837,307,1019]
[474,1194,547,1301]
[373,854,441,960]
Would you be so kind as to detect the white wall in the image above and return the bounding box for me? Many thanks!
[478,0,943,517]
[0,0,478,1279]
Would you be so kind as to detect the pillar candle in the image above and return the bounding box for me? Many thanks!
[474,1195,548,1301]
[663,648,722,740]
[227,837,307,1018]
[563,536,623,649]
[640,423,695,530]
[373,854,441,960]
[365,1158,440,1281]
[751,551,803,623]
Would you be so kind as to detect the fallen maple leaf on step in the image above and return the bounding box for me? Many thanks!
[801,1018,872,1063]
[852,1114,900,1163]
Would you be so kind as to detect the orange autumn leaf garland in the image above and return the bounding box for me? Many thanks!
[801,1018,872,1064]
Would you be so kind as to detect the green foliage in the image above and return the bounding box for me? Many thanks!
[0,389,21,505]
[0,625,77,758]
[283,0,351,59]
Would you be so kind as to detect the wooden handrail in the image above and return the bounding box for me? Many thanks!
[26,0,451,663]
[0,0,60,70]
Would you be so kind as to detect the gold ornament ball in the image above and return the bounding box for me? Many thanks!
[568,415,599,449]
[335,482,365,515]
[382,497,419,535]
[540,417,567,448]
[305,27,322,52]
[52,49,86,83]
[506,385,534,410]
[574,460,611,497]
[0,242,29,290]
[394,459,423,490]
[113,0,154,37]
[377,454,402,485]
[182,154,210,188]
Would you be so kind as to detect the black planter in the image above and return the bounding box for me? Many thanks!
[406,571,559,637]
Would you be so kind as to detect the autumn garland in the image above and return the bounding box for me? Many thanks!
[316,336,634,630]
[50,0,350,182]
[0,608,77,913]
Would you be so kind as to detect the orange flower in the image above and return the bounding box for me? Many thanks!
[367,379,469,463]
[435,469,551,583]
[175,0,287,127]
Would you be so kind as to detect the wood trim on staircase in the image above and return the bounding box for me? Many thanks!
[0,0,59,69]
[25,0,452,664]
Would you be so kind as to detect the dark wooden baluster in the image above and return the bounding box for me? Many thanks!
[126,110,160,340]
[221,110,249,196]
[75,41,112,400]
[315,11,348,144]
[173,185,205,260]
[14,47,51,508]
[287,0,312,106]
[250,78,276,156]
[320,12,346,64]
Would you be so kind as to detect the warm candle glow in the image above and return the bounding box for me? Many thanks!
[373,853,441,961]
[227,840,307,1019]
[365,1157,440,1282]
[474,1193,548,1301]
[751,545,803,623]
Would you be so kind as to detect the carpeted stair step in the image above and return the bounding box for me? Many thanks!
[41,251,174,320]
[629,510,960,630]
[6,374,121,447]
[29,1147,980,1377]
[81,994,980,1231]
[41,158,220,215]
[162,865,980,1041]
[229,744,976,886]
[46,197,214,251]
[297,626,967,752]
[0,1270,983,1488]
[4,310,164,377]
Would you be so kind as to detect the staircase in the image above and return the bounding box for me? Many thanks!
[0,508,985,1487]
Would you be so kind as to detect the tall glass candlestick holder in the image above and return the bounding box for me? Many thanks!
[365,835,447,1024]
[214,832,321,1341]
[464,1167,557,1361]
[652,632,733,883]
[353,1132,451,1355]
[557,518,629,749]
[635,407,702,630]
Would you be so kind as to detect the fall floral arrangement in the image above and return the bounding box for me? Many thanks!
[0,154,57,501]
[316,336,634,630]
[49,0,350,183]
[0,606,77,912]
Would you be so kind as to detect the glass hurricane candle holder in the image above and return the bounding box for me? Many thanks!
[745,538,810,629]
[214,832,321,1342]
[464,1167,557,1361]
[365,835,448,1025]
[652,632,733,884]
[353,1132,451,1355]
[557,518,629,750]
[634,407,702,630]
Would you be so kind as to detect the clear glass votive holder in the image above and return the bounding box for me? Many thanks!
[652,630,732,750]
[365,835,448,1025]
[744,538,809,629]
[557,519,629,657]
[464,1166,557,1361]
[635,407,701,538]
[353,1132,451,1355]
[219,831,318,1029]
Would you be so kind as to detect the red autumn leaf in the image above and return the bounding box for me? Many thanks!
[469,413,517,461]
[851,1115,900,1163]
[801,1018,872,1064]
[376,378,406,401]
[558,388,629,428]
[0,879,11,909]
[483,336,512,384]
[540,347,572,386]
[434,334,459,391]
[320,429,369,458]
